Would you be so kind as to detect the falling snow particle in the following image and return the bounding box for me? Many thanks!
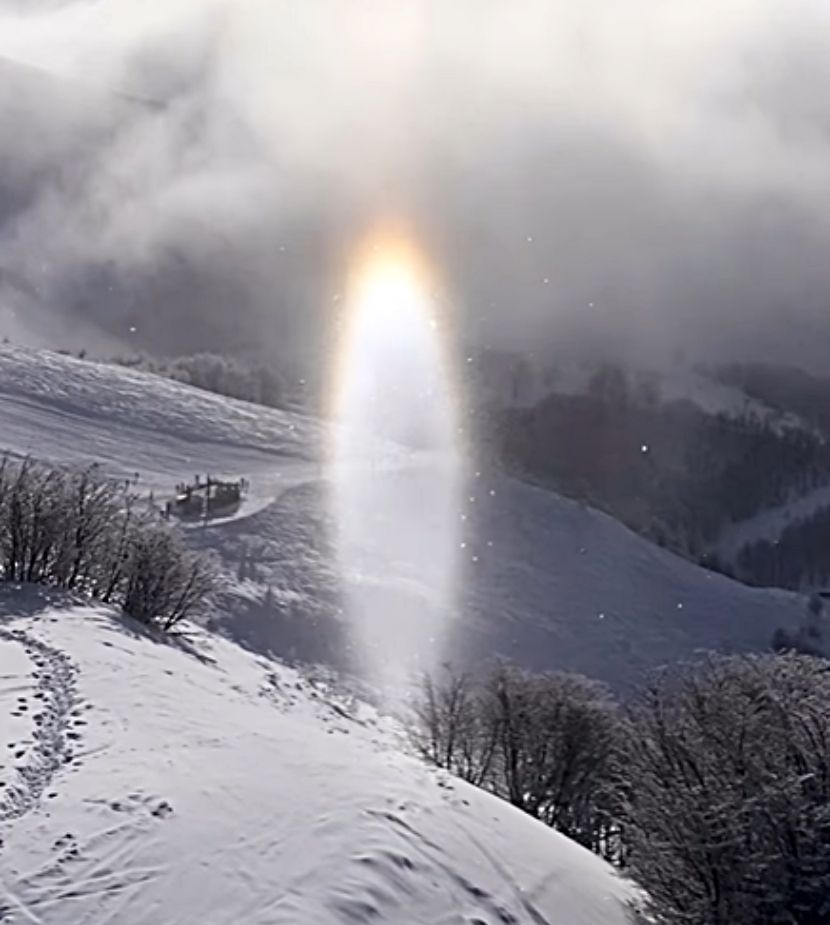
[641,444,649,454]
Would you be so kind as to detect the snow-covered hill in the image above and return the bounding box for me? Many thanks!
[0,599,635,924]
[0,344,805,690]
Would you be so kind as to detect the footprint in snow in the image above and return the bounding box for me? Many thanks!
[151,801,174,819]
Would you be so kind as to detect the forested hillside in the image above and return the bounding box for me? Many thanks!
[490,384,830,563]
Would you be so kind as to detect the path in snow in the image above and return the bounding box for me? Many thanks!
[0,625,80,828]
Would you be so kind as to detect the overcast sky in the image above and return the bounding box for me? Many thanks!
[0,0,829,369]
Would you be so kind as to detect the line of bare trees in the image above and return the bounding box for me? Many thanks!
[0,457,217,630]
[411,654,830,925]
[411,663,622,859]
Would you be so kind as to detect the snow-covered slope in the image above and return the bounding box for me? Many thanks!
[0,344,806,689]
[0,600,635,924]
[0,345,324,521]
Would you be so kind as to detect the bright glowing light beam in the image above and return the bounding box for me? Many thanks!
[328,229,462,696]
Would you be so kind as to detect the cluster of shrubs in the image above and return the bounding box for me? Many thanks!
[412,655,830,925]
[111,352,283,409]
[0,457,216,630]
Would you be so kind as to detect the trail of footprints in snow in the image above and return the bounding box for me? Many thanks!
[0,626,84,830]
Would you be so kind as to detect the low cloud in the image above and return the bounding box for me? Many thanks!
[0,0,829,367]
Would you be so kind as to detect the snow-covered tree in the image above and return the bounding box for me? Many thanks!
[622,654,830,925]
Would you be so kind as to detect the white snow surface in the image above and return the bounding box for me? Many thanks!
[0,344,807,690]
[0,600,635,925]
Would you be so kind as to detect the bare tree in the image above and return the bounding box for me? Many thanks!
[0,456,217,632]
[484,664,621,855]
[411,662,622,858]
[410,665,497,787]
[123,524,217,630]
[622,654,830,925]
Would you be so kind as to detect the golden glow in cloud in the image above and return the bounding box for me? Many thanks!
[329,225,458,447]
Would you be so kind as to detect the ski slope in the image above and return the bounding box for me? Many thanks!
[0,599,636,925]
[0,344,806,689]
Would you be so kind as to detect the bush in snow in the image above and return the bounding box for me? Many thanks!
[0,456,217,630]
[412,662,622,859]
[123,523,216,630]
[621,654,830,925]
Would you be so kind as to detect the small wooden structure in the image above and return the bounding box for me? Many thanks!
[168,475,248,522]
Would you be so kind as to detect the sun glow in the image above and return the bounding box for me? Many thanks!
[328,229,462,695]
[351,233,432,305]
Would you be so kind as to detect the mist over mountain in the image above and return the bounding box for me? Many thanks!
[0,1,829,370]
